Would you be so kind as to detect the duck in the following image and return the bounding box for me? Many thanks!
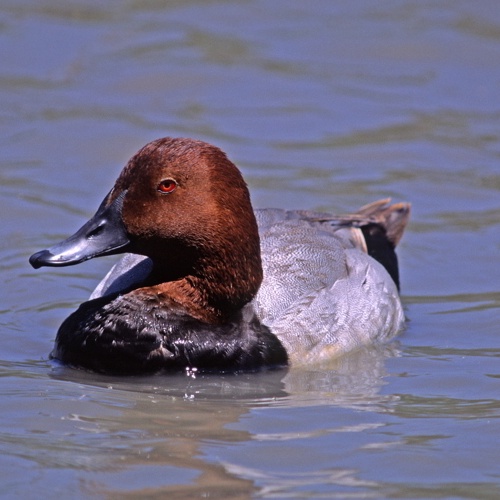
[29,137,410,375]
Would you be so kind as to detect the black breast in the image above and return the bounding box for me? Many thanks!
[51,294,288,375]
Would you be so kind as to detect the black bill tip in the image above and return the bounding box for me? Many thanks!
[29,249,70,269]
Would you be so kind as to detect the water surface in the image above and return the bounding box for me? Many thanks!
[1,1,500,498]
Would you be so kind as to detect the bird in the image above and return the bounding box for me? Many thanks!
[30,137,410,375]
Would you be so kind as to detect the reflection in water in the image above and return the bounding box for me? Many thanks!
[49,342,399,405]
[45,343,399,496]
[281,344,400,410]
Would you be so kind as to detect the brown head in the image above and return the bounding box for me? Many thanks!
[30,137,263,324]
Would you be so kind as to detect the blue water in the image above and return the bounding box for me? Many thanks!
[1,1,500,498]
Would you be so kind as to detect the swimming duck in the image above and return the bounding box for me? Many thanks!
[30,137,410,375]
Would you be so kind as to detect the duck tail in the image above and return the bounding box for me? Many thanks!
[356,198,411,247]
[354,199,410,290]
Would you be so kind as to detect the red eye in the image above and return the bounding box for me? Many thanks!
[157,178,177,194]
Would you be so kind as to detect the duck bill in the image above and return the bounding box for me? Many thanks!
[29,190,130,269]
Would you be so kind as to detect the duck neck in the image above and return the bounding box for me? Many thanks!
[134,239,263,325]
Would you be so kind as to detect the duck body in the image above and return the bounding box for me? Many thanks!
[30,137,410,375]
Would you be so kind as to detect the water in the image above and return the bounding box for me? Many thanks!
[2,1,500,498]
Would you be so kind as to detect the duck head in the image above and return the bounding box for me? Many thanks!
[30,137,263,323]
